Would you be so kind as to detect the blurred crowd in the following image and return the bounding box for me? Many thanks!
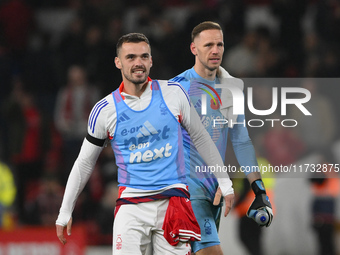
[1,0,340,248]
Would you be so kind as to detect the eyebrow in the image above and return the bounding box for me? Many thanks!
[204,41,224,46]
[141,53,150,57]
[125,53,150,58]
[125,53,135,58]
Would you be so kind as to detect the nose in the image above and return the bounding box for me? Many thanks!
[212,45,219,54]
[135,56,144,66]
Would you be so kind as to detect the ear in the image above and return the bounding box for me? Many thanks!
[190,42,197,56]
[150,56,153,67]
[115,57,121,69]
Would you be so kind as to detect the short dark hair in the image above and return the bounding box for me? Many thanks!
[191,21,222,42]
[116,33,150,56]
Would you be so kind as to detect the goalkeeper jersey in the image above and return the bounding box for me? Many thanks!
[171,67,258,201]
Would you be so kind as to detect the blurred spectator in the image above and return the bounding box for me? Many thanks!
[94,0,125,23]
[315,46,340,78]
[83,25,109,86]
[123,3,165,41]
[263,115,306,166]
[42,123,63,175]
[182,0,218,35]
[54,65,100,141]
[150,18,181,79]
[94,181,119,245]
[254,26,283,77]
[54,65,100,180]
[309,153,340,255]
[223,30,259,77]
[100,16,124,94]
[77,0,107,29]
[2,78,26,161]
[231,134,275,255]
[0,160,16,229]
[176,1,216,73]
[218,0,246,47]
[2,78,43,224]
[315,0,340,46]
[25,174,64,226]
[0,38,13,103]
[0,0,34,56]
[303,32,340,77]
[22,31,58,100]
[97,146,118,185]
[105,16,123,46]
[233,156,275,255]
[244,82,280,139]
[271,0,308,75]
[26,0,69,8]
[290,79,337,154]
[303,32,325,77]
[57,16,86,81]
[223,26,284,78]
[122,2,181,79]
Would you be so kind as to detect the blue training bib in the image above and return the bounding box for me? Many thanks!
[111,80,186,190]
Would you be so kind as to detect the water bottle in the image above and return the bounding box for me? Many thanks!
[254,209,269,226]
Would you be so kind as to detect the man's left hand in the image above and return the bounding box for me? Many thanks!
[213,187,234,217]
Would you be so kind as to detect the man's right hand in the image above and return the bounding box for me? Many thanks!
[56,217,72,245]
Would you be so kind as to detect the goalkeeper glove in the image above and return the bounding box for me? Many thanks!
[247,179,273,227]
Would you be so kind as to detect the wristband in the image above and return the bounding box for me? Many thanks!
[217,178,234,196]
[251,179,266,196]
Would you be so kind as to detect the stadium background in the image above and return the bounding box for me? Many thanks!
[1,0,340,254]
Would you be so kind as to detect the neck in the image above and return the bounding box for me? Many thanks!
[194,63,217,81]
[122,79,149,97]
